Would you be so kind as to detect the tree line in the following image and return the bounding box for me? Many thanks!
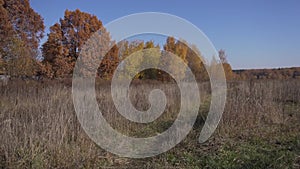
[234,67,300,80]
[0,0,234,81]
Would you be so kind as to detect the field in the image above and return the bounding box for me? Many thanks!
[0,79,300,168]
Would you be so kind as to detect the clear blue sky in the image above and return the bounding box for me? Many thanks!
[30,0,300,69]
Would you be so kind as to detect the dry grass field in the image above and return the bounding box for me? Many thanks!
[0,79,299,168]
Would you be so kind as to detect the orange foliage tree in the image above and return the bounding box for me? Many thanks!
[0,0,44,77]
[42,9,107,78]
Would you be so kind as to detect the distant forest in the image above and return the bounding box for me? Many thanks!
[234,67,300,80]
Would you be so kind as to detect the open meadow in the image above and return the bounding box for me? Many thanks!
[0,79,299,168]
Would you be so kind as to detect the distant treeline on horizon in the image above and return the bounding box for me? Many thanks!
[233,67,300,80]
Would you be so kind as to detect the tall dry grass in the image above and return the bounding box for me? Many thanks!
[218,79,300,137]
[0,79,299,168]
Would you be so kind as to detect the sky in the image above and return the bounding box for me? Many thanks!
[30,0,300,69]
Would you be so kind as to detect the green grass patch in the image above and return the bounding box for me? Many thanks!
[199,137,299,169]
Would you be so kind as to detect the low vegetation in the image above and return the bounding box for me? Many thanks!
[0,79,299,168]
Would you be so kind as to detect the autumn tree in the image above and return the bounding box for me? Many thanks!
[41,23,74,78]
[2,0,44,56]
[138,41,161,79]
[160,37,175,81]
[98,44,119,79]
[0,0,44,77]
[162,37,188,80]
[186,44,209,82]
[164,37,176,52]
[160,37,234,82]
[218,49,234,80]
[5,38,40,77]
[0,0,13,59]
[0,55,5,75]
[42,9,107,78]
[118,40,145,79]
